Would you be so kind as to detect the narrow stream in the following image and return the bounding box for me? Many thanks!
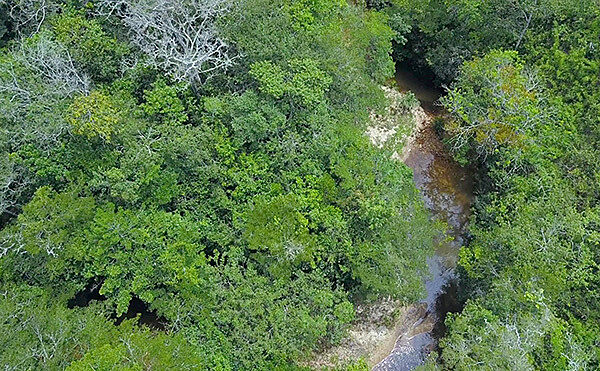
[374,64,473,370]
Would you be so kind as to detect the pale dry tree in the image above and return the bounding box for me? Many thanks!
[0,31,90,111]
[0,0,62,35]
[0,31,90,142]
[12,32,90,97]
[96,0,235,84]
[0,33,90,217]
[0,154,31,219]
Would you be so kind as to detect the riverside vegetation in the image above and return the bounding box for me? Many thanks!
[0,0,599,370]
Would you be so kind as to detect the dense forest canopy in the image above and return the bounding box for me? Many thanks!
[0,0,434,369]
[0,0,599,369]
[380,0,600,369]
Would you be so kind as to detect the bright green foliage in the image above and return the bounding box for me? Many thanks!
[250,59,332,107]
[68,90,119,140]
[141,79,189,125]
[0,0,436,369]
[244,194,315,270]
[441,50,545,162]
[66,325,203,371]
[288,0,345,31]
[17,187,95,257]
[226,91,287,148]
[286,58,332,106]
[0,284,203,370]
[222,0,394,114]
[52,12,128,82]
[85,206,210,315]
[4,187,212,313]
[249,60,287,98]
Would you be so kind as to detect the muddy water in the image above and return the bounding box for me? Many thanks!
[374,65,473,370]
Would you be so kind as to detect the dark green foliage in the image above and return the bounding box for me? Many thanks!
[0,283,204,370]
[0,4,10,46]
[390,0,600,82]
[0,0,436,369]
[1,0,597,368]
[378,1,600,368]
[52,12,129,82]
[221,0,394,114]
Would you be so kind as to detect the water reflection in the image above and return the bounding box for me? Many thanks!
[374,65,473,370]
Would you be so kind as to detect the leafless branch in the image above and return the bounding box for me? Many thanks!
[0,0,61,35]
[96,0,236,83]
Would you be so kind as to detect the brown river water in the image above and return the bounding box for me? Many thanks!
[374,65,473,370]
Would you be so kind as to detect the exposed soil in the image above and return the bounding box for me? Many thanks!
[308,64,473,370]
[373,65,473,371]
[304,298,406,369]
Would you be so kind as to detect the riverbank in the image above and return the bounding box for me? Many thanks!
[306,63,473,369]
[373,66,473,370]
[304,86,430,369]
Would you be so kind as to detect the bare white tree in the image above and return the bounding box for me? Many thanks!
[0,154,31,219]
[96,0,235,83]
[12,32,90,97]
[0,32,90,147]
[0,33,90,217]
[0,31,90,113]
[0,0,62,35]
[507,0,541,49]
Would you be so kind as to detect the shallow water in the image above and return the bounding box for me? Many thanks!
[374,65,473,370]
[394,63,444,114]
